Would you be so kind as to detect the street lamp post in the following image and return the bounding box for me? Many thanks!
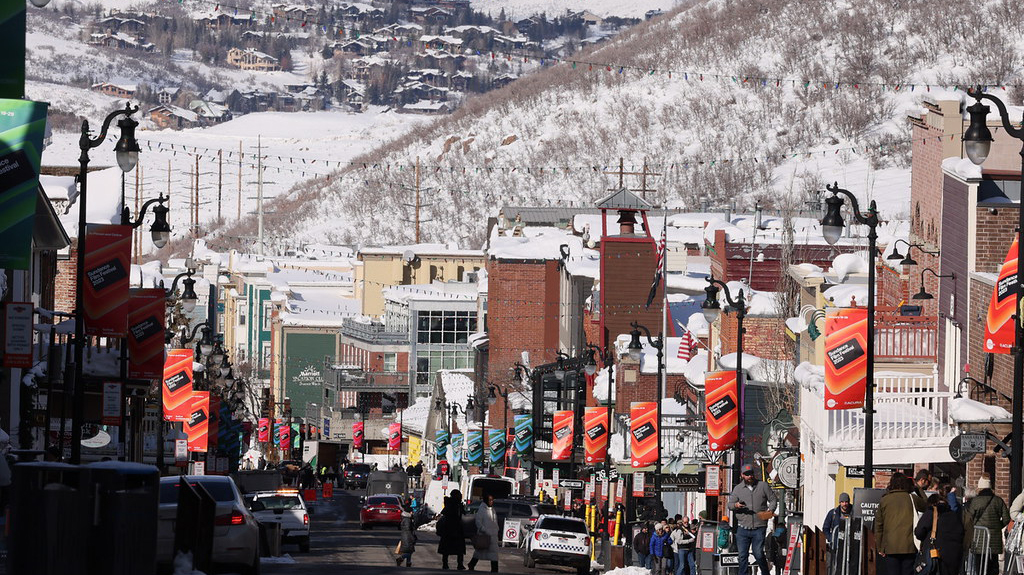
[700,278,748,477]
[886,239,939,267]
[584,343,611,480]
[910,269,955,301]
[963,87,1024,497]
[626,322,663,495]
[514,362,536,493]
[70,103,141,464]
[488,384,511,473]
[820,182,880,487]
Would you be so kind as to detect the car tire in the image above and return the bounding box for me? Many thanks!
[299,537,310,553]
[576,563,589,575]
[524,552,535,568]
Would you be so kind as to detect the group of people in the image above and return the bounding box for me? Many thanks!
[632,517,700,575]
[432,490,500,572]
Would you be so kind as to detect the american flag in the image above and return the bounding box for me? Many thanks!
[677,329,695,361]
[645,226,667,308]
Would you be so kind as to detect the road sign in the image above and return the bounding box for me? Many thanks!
[721,553,739,566]
[560,479,584,490]
[773,455,802,488]
[503,519,522,546]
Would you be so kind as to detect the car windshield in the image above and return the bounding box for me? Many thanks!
[367,496,400,506]
[255,495,303,510]
[539,518,588,534]
[537,504,559,516]
[347,465,371,473]
[160,480,237,504]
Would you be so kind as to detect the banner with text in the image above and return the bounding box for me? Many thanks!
[584,407,609,463]
[552,410,574,461]
[162,349,194,422]
[824,308,868,410]
[2,301,32,368]
[705,371,738,451]
[353,421,364,449]
[388,422,402,451]
[258,417,270,442]
[514,414,533,455]
[83,224,132,336]
[185,391,210,452]
[630,402,658,467]
[101,382,121,426]
[0,99,47,270]
[280,422,292,451]
[127,288,166,379]
[986,234,1019,354]
[488,428,505,468]
[467,430,483,466]
[451,433,464,462]
[436,429,449,459]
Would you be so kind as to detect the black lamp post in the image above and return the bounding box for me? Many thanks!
[700,278,748,479]
[121,193,171,248]
[585,342,613,480]
[626,322,663,495]
[886,239,939,267]
[514,361,536,493]
[489,383,513,473]
[70,103,142,464]
[911,268,955,300]
[820,182,881,487]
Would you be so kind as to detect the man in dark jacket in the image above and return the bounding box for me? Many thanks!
[915,494,964,575]
[727,463,778,575]
[633,523,652,568]
[822,493,853,551]
[967,474,1010,575]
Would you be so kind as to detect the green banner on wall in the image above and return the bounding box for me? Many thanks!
[0,99,48,269]
[0,6,26,99]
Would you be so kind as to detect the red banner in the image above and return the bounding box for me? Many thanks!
[353,421,364,449]
[83,224,132,337]
[824,308,868,410]
[986,234,1019,354]
[185,391,210,452]
[705,371,738,451]
[584,407,609,463]
[257,417,270,442]
[552,410,573,461]
[388,422,401,451]
[281,423,292,451]
[630,402,658,467]
[127,288,166,379]
[162,349,194,422]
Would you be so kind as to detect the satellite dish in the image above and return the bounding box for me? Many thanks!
[402,250,419,265]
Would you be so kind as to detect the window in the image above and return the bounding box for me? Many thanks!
[383,353,397,372]
[415,310,477,345]
[262,301,274,331]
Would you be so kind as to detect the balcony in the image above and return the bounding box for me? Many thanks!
[341,318,408,345]
[874,310,937,361]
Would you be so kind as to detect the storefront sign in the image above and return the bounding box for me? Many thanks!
[101,382,121,426]
[2,301,32,368]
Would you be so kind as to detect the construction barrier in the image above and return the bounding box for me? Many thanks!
[323,482,334,498]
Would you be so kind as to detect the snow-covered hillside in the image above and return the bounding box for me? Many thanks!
[472,0,683,19]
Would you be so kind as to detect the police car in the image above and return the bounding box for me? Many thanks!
[249,489,311,552]
[524,515,591,575]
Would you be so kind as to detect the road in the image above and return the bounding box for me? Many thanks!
[261,489,596,575]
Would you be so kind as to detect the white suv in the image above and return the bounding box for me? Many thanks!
[524,515,591,575]
[249,489,311,552]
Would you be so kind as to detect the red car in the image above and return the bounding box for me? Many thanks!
[360,494,404,529]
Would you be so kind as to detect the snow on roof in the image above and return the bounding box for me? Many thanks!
[58,167,128,240]
[823,284,868,307]
[612,333,697,375]
[489,224,597,263]
[40,175,75,205]
[593,364,616,402]
[942,157,983,181]
[359,243,483,258]
[400,396,433,435]
[794,362,824,394]
[439,369,487,429]
[950,397,1012,423]
[718,352,792,383]
[403,100,449,112]
[131,260,164,288]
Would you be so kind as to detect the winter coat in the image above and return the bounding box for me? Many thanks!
[915,503,964,574]
[649,532,672,558]
[875,490,926,555]
[472,502,500,561]
[670,527,695,552]
[822,506,851,548]
[633,529,651,555]
[728,479,779,529]
[400,512,418,553]
[437,495,467,556]
[967,490,1011,555]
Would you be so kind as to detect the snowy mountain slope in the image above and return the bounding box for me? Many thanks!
[238,0,1023,249]
[471,0,683,19]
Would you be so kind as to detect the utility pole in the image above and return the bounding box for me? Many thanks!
[218,149,223,221]
[415,156,421,243]
[237,140,242,221]
[603,157,661,202]
[134,163,141,262]
[257,136,264,256]
[194,154,200,237]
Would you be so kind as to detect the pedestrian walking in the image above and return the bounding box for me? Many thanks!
[823,493,853,552]
[875,473,927,575]
[728,463,778,575]
[633,523,652,568]
[396,505,418,567]
[649,522,672,575]
[915,493,964,575]
[671,518,696,575]
[967,474,1010,575]
[437,489,467,570]
[468,494,499,572]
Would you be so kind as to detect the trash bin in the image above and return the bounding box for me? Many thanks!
[9,462,91,575]
[84,461,160,575]
[609,545,626,569]
[259,521,282,557]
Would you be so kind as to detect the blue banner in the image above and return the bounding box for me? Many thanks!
[451,433,463,462]
[467,430,483,466]
[488,429,505,468]
[436,429,450,459]
[514,414,533,455]
[0,99,48,270]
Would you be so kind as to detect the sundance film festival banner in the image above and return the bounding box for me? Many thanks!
[436,429,450,459]
[0,99,47,270]
[514,414,533,455]
[185,391,210,452]
[824,308,869,410]
[986,234,1019,354]
[488,429,506,468]
[630,402,658,467]
[466,430,483,466]
[83,224,132,336]
[584,407,609,463]
[552,410,574,461]
[163,349,194,422]
[451,433,464,462]
[705,371,739,451]
[127,288,166,379]
[388,422,402,451]
[257,417,270,442]
[353,421,364,449]
[280,422,292,451]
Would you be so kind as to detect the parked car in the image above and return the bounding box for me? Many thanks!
[249,489,311,552]
[463,497,559,538]
[360,494,403,529]
[156,475,260,575]
[524,515,591,575]
[343,463,372,489]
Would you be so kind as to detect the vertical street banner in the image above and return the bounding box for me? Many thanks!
[280,423,292,451]
[436,429,450,459]
[2,301,32,368]
[466,430,483,465]
[352,421,364,449]
[162,349,194,422]
[101,382,122,426]
[388,422,402,451]
[0,99,47,270]
[986,234,1019,354]
[83,224,132,336]
[324,418,330,440]
[705,371,739,451]
[552,410,574,461]
[514,414,533,455]
[408,436,422,465]
[185,391,210,452]
[451,433,464,462]
[258,417,270,442]
[273,419,282,446]
[207,396,220,452]
[584,407,609,463]
[824,308,869,409]
[488,429,505,468]
[630,402,658,467]
[127,288,166,379]
[633,471,646,497]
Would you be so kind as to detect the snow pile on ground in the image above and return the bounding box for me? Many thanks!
[950,397,1013,423]
[260,554,297,564]
[605,566,652,575]
[418,518,438,533]
[172,552,206,575]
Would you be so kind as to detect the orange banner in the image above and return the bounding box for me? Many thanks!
[705,371,738,451]
[83,224,132,337]
[584,407,609,463]
[986,234,1019,354]
[162,349,194,422]
[630,402,658,467]
[824,308,868,410]
[552,410,573,461]
[185,391,210,452]
[127,288,166,379]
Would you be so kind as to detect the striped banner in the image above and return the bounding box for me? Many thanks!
[630,402,658,467]
[436,429,450,459]
[257,417,270,442]
[705,371,739,451]
[583,407,609,463]
[514,414,532,455]
[162,349,194,422]
[466,430,483,465]
[185,391,210,452]
[451,433,464,462]
[388,422,402,451]
[352,421,364,449]
[552,410,573,461]
[488,429,505,468]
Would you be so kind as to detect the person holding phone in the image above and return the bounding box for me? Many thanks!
[727,463,778,575]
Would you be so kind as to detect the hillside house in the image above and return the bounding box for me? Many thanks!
[91,82,136,98]
[88,32,155,52]
[580,11,604,26]
[189,100,232,124]
[338,80,365,110]
[227,48,281,71]
[399,99,451,115]
[418,34,462,52]
[491,73,517,89]
[148,105,199,130]
[450,71,473,91]
[93,16,146,35]
[234,89,278,113]
[241,30,264,45]
[492,34,529,51]
[339,3,385,21]
[157,87,181,105]
[409,68,447,87]
[409,6,451,25]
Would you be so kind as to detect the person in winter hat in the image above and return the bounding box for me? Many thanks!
[728,464,778,575]
[396,504,418,567]
[633,523,652,569]
[967,474,1010,575]
[670,516,697,575]
[649,522,673,575]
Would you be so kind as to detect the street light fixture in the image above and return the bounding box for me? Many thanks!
[911,268,955,300]
[886,239,939,267]
[70,103,142,464]
[164,268,199,313]
[963,86,1024,497]
[628,321,664,494]
[701,277,748,472]
[121,193,171,248]
[820,182,881,487]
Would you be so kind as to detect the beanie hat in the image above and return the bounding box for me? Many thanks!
[655,522,665,531]
[839,492,851,503]
[978,474,992,490]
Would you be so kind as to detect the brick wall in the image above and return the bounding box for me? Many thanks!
[601,238,662,349]
[938,176,971,387]
[719,315,790,361]
[615,359,658,412]
[54,242,78,314]
[967,276,1014,407]
[975,205,1018,274]
[486,258,560,386]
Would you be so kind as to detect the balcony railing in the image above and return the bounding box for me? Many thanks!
[874,312,937,360]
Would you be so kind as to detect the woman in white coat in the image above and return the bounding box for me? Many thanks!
[468,494,500,572]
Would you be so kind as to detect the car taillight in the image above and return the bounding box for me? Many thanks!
[535,531,542,541]
[583,537,590,547]
[303,513,309,525]
[215,510,246,526]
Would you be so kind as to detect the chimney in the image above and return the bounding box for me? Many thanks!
[617,209,638,235]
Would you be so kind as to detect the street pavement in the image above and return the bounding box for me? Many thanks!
[261,489,589,575]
